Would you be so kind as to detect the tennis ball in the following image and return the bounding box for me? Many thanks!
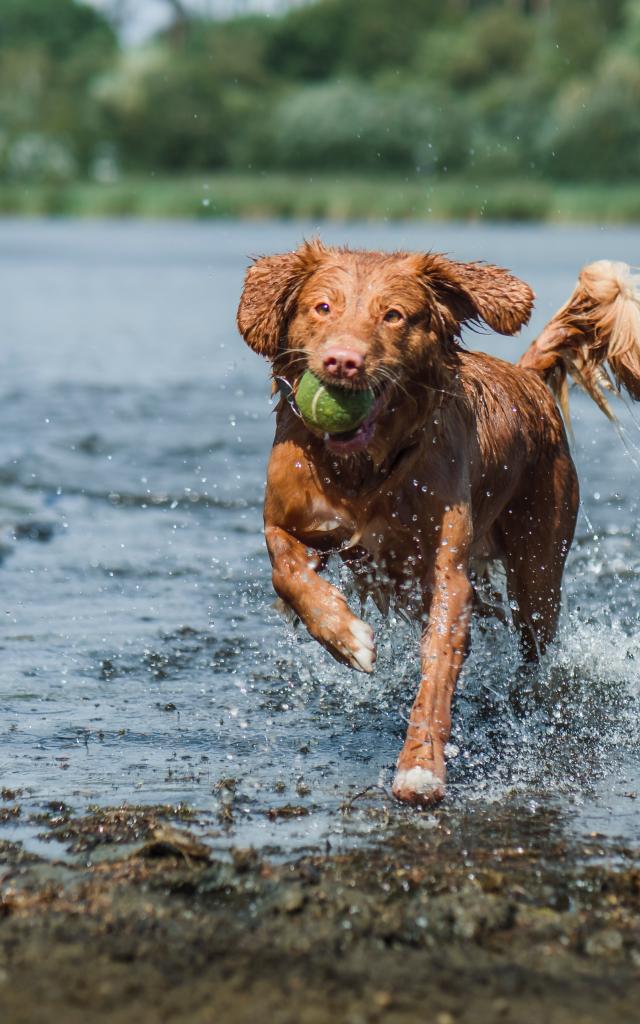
[295,370,374,435]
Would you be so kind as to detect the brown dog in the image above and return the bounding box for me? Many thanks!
[237,243,640,805]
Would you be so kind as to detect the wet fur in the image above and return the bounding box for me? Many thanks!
[237,242,639,806]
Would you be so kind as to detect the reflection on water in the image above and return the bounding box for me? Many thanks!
[1,219,640,859]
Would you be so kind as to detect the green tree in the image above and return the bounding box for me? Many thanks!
[0,0,115,57]
[0,0,116,180]
[96,19,273,171]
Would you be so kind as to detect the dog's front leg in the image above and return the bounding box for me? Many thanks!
[392,535,472,806]
[266,525,376,673]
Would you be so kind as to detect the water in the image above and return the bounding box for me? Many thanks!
[1,218,640,860]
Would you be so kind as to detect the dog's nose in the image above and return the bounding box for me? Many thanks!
[322,347,364,381]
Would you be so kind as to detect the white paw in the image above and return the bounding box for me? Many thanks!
[347,618,376,673]
[393,766,443,795]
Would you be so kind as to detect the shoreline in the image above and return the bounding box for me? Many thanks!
[2,175,640,224]
[2,799,640,1022]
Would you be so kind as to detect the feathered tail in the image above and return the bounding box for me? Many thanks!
[519,260,640,421]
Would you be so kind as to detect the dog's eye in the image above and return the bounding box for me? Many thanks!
[314,302,331,316]
[383,309,404,323]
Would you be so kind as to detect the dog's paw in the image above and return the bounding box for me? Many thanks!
[346,618,376,673]
[307,592,376,673]
[392,765,445,807]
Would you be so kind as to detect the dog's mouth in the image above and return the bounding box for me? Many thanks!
[273,370,389,455]
[323,387,388,455]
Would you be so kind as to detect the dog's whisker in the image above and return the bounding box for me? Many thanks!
[371,367,414,403]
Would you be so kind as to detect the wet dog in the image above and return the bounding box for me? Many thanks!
[237,243,640,805]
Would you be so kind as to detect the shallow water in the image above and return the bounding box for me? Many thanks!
[1,218,640,860]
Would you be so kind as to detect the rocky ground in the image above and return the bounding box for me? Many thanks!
[1,796,640,1023]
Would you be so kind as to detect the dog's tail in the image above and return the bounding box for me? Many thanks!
[519,260,640,421]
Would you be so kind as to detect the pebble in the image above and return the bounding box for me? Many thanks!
[584,929,624,956]
[492,998,510,1016]
[372,991,392,1010]
[280,885,306,914]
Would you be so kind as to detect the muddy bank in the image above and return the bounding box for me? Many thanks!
[1,800,640,1023]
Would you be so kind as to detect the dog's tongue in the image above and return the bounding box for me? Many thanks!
[325,419,374,454]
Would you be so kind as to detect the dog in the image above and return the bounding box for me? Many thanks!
[237,242,640,806]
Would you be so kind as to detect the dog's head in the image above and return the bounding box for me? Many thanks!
[237,241,533,452]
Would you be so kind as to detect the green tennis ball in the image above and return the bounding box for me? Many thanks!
[295,370,374,435]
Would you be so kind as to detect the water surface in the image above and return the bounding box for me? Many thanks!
[1,219,640,859]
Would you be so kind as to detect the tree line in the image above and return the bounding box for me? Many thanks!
[1,0,638,184]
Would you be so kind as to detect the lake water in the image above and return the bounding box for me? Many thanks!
[1,218,640,860]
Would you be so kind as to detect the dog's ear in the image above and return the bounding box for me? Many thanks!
[419,253,534,336]
[237,241,325,359]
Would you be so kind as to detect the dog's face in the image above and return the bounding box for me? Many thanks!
[237,241,533,449]
[287,250,444,394]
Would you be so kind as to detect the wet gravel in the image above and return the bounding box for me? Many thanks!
[3,796,640,1024]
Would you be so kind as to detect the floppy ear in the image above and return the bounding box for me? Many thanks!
[420,253,534,336]
[237,241,323,359]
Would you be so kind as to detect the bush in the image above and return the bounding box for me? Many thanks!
[4,132,76,182]
[264,79,472,173]
[537,53,640,181]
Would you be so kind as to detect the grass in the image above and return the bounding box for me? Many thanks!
[2,173,640,222]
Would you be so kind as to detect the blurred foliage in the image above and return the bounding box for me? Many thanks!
[0,0,116,181]
[0,0,638,185]
[8,173,640,223]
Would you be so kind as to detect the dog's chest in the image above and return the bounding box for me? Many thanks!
[300,490,425,570]
[300,493,356,543]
